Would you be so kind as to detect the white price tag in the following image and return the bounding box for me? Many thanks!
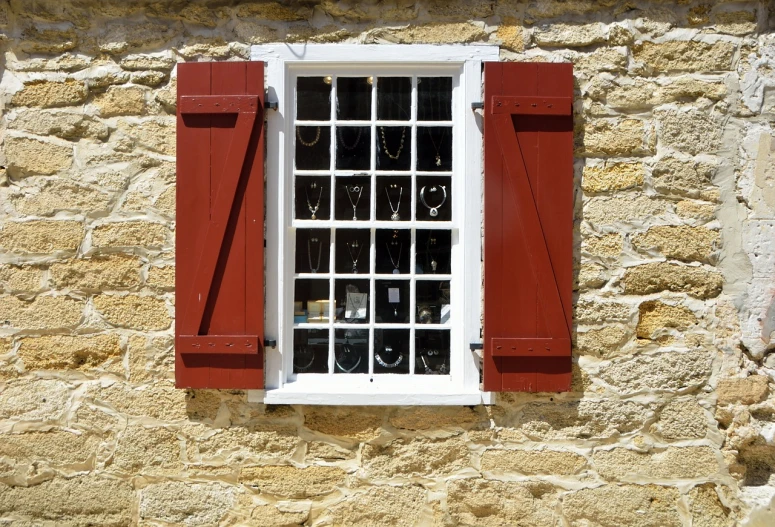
[345,292,368,319]
[388,288,400,303]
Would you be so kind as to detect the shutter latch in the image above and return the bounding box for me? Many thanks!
[471,102,484,111]
[264,338,277,349]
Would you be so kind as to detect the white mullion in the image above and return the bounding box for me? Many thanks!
[368,74,378,375]
[369,227,376,375]
[328,75,337,377]
[409,75,418,377]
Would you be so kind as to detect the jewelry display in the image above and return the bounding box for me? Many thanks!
[418,305,434,324]
[419,185,447,217]
[384,184,402,221]
[420,353,448,375]
[305,182,323,220]
[296,126,321,147]
[379,126,406,160]
[307,236,321,273]
[337,127,362,151]
[345,184,363,221]
[347,240,363,274]
[427,128,447,167]
[386,241,402,275]
[293,345,316,372]
[375,346,403,368]
[335,333,362,373]
[426,232,438,274]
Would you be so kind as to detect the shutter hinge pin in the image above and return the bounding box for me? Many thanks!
[264,100,278,110]
[264,339,277,349]
[471,102,484,110]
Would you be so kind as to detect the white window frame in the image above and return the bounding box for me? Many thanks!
[249,44,497,405]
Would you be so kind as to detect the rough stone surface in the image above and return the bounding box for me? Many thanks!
[18,334,122,371]
[11,80,88,108]
[600,350,712,394]
[362,436,469,478]
[240,465,347,498]
[91,221,169,248]
[633,226,719,263]
[327,485,426,527]
[50,255,143,291]
[534,22,606,47]
[0,220,82,254]
[518,400,652,440]
[447,479,559,527]
[0,295,84,329]
[4,136,73,176]
[633,40,736,73]
[658,109,721,155]
[651,398,708,439]
[563,484,682,527]
[304,407,383,440]
[140,481,237,526]
[480,449,586,475]
[593,446,719,480]
[94,86,146,117]
[582,119,653,156]
[0,379,71,421]
[584,195,669,225]
[622,263,723,298]
[637,300,698,339]
[717,375,770,405]
[652,156,717,199]
[689,484,732,527]
[389,406,483,430]
[576,326,630,357]
[9,110,109,140]
[11,179,111,215]
[582,163,644,193]
[0,265,44,292]
[93,294,171,331]
[112,425,181,474]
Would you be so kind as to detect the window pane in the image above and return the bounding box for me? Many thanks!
[294,176,330,221]
[297,76,331,121]
[294,279,331,323]
[335,279,370,323]
[335,126,370,170]
[295,229,330,274]
[416,177,451,221]
[374,329,410,374]
[334,328,368,373]
[337,77,371,120]
[418,77,452,121]
[376,126,411,171]
[375,279,410,323]
[375,229,410,274]
[376,177,411,222]
[377,77,411,121]
[293,329,329,374]
[295,126,330,170]
[334,177,370,222]
[415,329,450,375]
[416,280,451,324]
[417,126,452,172]
[416,230,452,275]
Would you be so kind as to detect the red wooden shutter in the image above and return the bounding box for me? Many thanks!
[483,62,574,392]
[175,62,265,389]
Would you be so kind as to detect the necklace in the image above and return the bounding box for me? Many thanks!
[426,231,438,273]
[335,340,361,373]
[386,242,402,274]
[379,126,406,160]
[293,346,315,372]
[375,346,403,368]
[427,128,447,167]
[419,185,447,217]
[305,183,323,220]
[421,354,448,375]
[384,185,402,221]
[337,127,362,150]
[296,126,321,147]
[345,184,363,221]
[347,240,363,273]
[307,237,321,273]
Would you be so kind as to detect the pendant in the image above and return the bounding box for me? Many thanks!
[353,215,357,221]
[430,208,438,217]
[352,264,358,273]
[393,268,400,274]
[311,213,316,220]
[435,155,441,167]
[391,212,400,221]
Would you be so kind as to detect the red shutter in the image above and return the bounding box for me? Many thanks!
[175,62,265,389]
[483,62,574,392]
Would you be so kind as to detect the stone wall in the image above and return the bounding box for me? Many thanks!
[0,0,773,525]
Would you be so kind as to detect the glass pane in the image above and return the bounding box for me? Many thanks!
[376,177,411,222]
[415,329,450,375]
[416,280,451,324]
[337,77,371,121]
[416,176,451,221]
[294,279,331,323]
[418,77,452,121]
[295,229,330,274]
[334,328,368,374]
[377,77,411,121]
[417,126,452,172]
[334,176,370,222]
[374,329,410,374]
[335,279,370,323]
[335,126,370,170]
[294,176,330,221]
[416,230,452,275]
[297,76,331,121]
[376,126,411,171]
[375,279,410,323]
[335,229,370,274]
[295,126,330,170]
[293,328,329,374]
[375,229,410,274]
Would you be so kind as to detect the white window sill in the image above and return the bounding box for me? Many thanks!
[249,388,495,406]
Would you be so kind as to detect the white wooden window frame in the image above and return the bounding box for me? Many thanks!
[250,44,497,405]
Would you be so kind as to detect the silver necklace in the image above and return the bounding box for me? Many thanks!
[337,127,362,150]
[345,184,363,221]
[335,340,361,373]
[384,185,402,221]
[419,185,447,217]
[307,237,321,273]
[294,346,315,372]
[305,183,323,220]
[386,242,402,274]
[375,346,402,368]
[427,128,447,167]
[347,240,363,273]
[421,354,448,375]
[296,126,321,147]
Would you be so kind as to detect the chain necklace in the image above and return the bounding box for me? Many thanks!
[294,346,316,372]
[337,127,362,150]
[345,184,363,221]
[386,242,402,274]
[307,237,321,273]
[384,185,402,221]
[335,345,362,373]
[427,128,447,167]
[296,126,321,147]
[421,354,448,375]
[305,183,323,220]
[347,240,363,273]
[379,126,406,160]
[419,185,447,217]
[426,231,438,273]
[375,346,403,368]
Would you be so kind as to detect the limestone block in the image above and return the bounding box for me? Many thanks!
[176,3,230,27]
[94,86,146,117]
[633,40,736,74]
[132,70,168,87]
[0,295,84,329]
[154,186,175,215]
[0,265,44,292]
[584,195,669,225]
[11,179,110,216]
[8,55,91,73]
[637,300,698,339]
[0,378,71,421]
[0,476,133,526]
[622,262,723,298]
[112,425,181,475]
[232,20,279,44]
[576,326,631,358]
[593,446,719,480]
[658,109,721,155]
[584,233,623,258]
[50,255,143,291]
[19,27,78,54]
[677,200,717,222]
[117,118,175,155]
[304,406,383,440]
[652,156,717,199]
[600,78,727,111]
[0,430,99,469]
[714,10,757,36]
[249,504,310,527]
[563,484,681,527]
[139,481,237,526]
[128,335,174,383]
[91,221,169,248]
[316,0,418,22]
[527,0,616,19]
[306,442,355,461]
[388,406,484,431]
[582,119,653,156]
[717,375,770,405]
[600,350,712,394]
[240,465,347,497]
[11,80,88,108]
[4,136,73,176]
[194,426,298,463]
[98,21,180,55]
[573,48,628,74]
[575,298,633,324]
[633,226,719,263]
[582,163,644,193]
[369,23,488,45]
[9,110,109,141]
[83,70,130,91]
[578,262,608,289]
[154,77,176,113]
[88,381,187,421]
[327,485,426,527]
[17,334,122,371]
[362,436,469,478]
[496,18,524,52]
[235,1,310,21]
[447,479,559,527]
[93,294,171,331]
[481,448,586,475]
[689,484,733,527]
[119,54,176,72]
[147,265,175,290]
[534,22,606,47]
[650,398,708,439]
